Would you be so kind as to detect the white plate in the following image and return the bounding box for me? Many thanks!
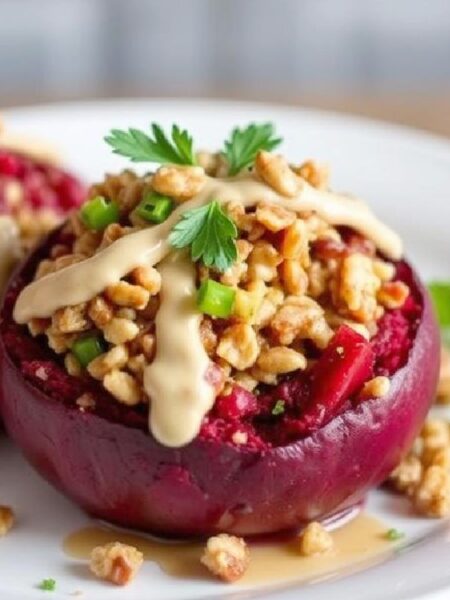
[1,99,450,600]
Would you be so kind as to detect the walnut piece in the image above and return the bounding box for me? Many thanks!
[201,533,250,582]
[90,541,143,586]
[299,522,334,556]
[0,506,14,536]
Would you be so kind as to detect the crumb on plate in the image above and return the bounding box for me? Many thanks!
[89,541,143,586]
[201,533,250,582]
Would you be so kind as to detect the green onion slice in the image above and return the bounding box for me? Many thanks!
[197,279,236,318]
[136,192,174,224]
[80,195,120,231]
[72,334,105,367]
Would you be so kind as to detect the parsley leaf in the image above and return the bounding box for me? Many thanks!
[105,123,196,165]
[38,578,56,591]
[272,399,285,416]
[428,281,450,346]
[223,122,282,176]
[169,201,237,272]
[385,528,405,541]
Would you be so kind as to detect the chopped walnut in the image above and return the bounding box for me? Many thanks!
[103,317,140,345]
[88,296,113,328]
[131,266,161,295]
[0,506,14,536]
[359,376,390,399]
[90,542,143,586]
[257,346,306,374]
[65,353,82,377]
[271,296,332,348]
[105,281,150,310]
[377,281,409,309]
[280,219,310,266]
[76,393,96,411]
[389,454,423,495]
[151,165,206,200]
[87,345,129,380]
[201,534,250,583]
[280,259,309,296]
[247,240,282,283]
[299,522,334,556]
[255,151,300,197]
[52,303,89,334]
[255,202,296,232]
[217,324,259,370]
[294,160,329,190]
[337,253,380,322]
[103,370,141,405]
[421,419,450,451]
[413,465,450,517]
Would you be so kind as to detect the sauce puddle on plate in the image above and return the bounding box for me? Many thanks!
[63,513,393,585]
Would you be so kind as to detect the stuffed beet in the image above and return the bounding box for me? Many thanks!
[0,122,440,537]
[0,121,85,288]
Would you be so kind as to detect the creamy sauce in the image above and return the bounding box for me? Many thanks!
[0,216,21,293]
[144,251,215,446]
[13,173,403,447]
[63,513,393,586]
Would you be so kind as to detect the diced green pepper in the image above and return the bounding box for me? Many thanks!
[80,195,120,231]
[72,334,105,367]
[136,192,173,224]
[197,279,236,318]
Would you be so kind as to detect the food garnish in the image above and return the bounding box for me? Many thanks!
[385,528,405,541]
[80,196,120,231]
[105,123,196,166]
[223,122,282,176]
[71,335,105,368]
[169,200,238,272]
[105,121,281,176]
[197,279,236,318]
[271,399,285,416]
[38,578,56,592]
[135,192,173,224]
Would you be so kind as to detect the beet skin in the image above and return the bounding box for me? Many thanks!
[0,242,440,536]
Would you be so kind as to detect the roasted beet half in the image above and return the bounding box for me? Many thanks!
[0,231,440,537]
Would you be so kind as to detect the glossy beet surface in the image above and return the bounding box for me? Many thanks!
[0,236,440,536]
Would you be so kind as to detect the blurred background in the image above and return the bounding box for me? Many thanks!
[1,0,449,135]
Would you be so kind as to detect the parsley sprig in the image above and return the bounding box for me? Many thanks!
[385,528,405,541]
[223,122,282,176]
[169,201,237,272]
[272,399,285,416]
[428,281,450,346]
[38,578,56,592]
[105,123,196,165]
[104,121,282,175]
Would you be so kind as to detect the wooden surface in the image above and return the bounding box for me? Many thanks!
[1,92,449,139]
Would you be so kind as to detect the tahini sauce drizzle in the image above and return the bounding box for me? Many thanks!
[144,251,214,447]
[13,174,403,447]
